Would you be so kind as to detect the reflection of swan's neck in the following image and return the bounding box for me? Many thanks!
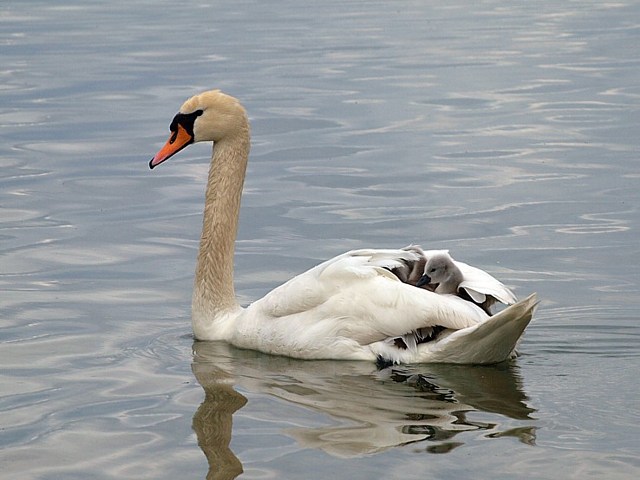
[193,130,250,329]
[192,362,247,480]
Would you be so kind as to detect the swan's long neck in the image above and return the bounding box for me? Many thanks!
[192,126,250,337]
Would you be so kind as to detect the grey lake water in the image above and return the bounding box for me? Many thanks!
[2,0,639,478]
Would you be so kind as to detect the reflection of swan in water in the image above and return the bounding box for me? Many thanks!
[191,360,246,480]
[190,341,536,476]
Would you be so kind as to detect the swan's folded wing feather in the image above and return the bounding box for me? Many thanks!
[460,282,517,305]
[455,260,518,305]
[256,248,419,317]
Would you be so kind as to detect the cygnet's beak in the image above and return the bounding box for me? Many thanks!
[416,274,431,288]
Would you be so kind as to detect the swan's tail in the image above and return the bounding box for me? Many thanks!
[426,293,539,364]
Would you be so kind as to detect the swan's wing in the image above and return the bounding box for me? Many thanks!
[252,249,486,346]
[355,247,424,274]
[453,260,517,305]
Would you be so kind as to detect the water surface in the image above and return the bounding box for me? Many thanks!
[1,1,639,478]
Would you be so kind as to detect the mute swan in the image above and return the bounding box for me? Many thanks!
[149,89,538,364]
[416,250,517,314]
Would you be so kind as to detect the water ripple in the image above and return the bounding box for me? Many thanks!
[2,0,640,478]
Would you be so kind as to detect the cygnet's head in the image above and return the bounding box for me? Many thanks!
[417,253,463,293]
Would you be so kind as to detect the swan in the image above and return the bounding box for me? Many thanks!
[416,250,517,314]
[149,89,538,364]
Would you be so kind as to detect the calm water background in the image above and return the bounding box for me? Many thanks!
[2,0,639,478]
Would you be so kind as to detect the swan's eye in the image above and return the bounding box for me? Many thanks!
[168,109,204,143]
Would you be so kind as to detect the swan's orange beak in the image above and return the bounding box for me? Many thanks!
[149,124,194,169]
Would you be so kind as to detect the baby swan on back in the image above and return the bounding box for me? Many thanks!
[147,89,537,364]
[418,252,464,294]
[417,251,517,315]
